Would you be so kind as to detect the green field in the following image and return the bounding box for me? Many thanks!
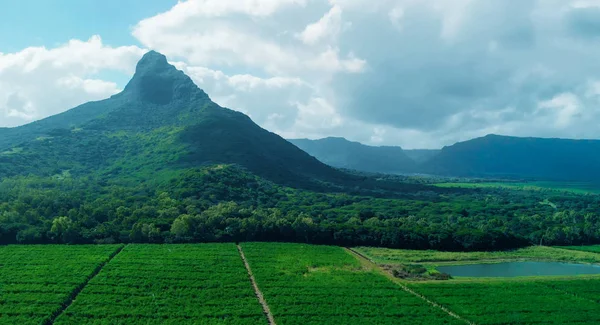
[361,245,600,324]
[408,281,600,324]
[559,245,600,254]
[54,244,265,325]
[3,243,600,325]
[0,245,122,325]
[434,181,600,194]
[241,243,462,325]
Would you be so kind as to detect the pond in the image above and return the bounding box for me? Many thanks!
[436,261,600,277]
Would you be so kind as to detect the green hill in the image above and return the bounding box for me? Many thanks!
[289,137,417,174]
[425,134,600,181]
[0,51,351,188]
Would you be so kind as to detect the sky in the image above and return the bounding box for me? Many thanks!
[2,0,600,149]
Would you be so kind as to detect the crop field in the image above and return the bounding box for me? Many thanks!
[545,278,600,303]
[241,242,463,325]
[433,181,600,194]
[357,245,600,323]
[559,245,600,254]
[3,243,600,325]
[54,244,265,325]
[355,245,600,266]
[0,245,122,325]
[408,280,600,324]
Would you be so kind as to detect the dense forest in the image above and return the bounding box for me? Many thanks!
[2,164,599,251]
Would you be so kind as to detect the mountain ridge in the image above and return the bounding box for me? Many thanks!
[425,134,600,181]
[288,137,417,174]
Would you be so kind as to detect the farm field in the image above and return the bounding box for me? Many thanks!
[408,280,600,324]
[433,181,600,194]
[0,245,122,325]
[357,245,600,323]
[241,242,463,325]
[3,243,600,325]
[355,245,600,266]
[54,244,265,325]
[559,245,600,254]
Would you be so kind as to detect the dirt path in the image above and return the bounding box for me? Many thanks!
[237,244,277,325]
[45,244,126,325]
[345,247,477,325]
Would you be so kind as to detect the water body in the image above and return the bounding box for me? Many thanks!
[437,261,600,277]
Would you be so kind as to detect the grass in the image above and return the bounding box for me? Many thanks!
[408,280,600,325]
[434,181,600,194]
[355,246,600,266]
[558,245,600,254]
[0,245,122,325]
[55,244,265,325]
[242,242,463,325]
[4,243,600,324]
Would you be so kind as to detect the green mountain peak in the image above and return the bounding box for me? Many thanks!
[0,50,353,189]
[122,50,207,105]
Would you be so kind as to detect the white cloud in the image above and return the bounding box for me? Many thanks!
[56,76,120,96]
[176,62,314,127]
[571,0,600,9]
[433,0,475,42]
[298,6,345,45]
[0,36,144,127]
[585,80,600,98]
[389,6,405,29]
[307,48,366,73]
[294,97,343,129]
[6,0,600,149]
[538,93,582,129]
[132,0,365,77]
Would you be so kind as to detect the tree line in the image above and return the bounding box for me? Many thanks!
[1,166,600,251]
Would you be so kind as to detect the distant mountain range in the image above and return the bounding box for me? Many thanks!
[425,134,600,181]
[288,137,417,174]
[289,135,600,182]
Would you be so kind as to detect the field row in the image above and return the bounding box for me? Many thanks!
[560,245,600,254]
[53,244,265,325]
[0,245,123,325]
[242,243,463,325]
[2,243,600,325]
[409,280,600,325]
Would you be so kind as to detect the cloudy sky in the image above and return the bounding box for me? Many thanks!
[2,0,600,148]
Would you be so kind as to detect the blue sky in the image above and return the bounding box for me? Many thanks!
[0,0,176,89]
[0,0,175,51]
[2,0,600,148]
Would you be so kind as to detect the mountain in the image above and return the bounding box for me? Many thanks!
[0,51,350,188]
[288,137,417,174]
[404,149,440,164]
[424,134,600,181]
